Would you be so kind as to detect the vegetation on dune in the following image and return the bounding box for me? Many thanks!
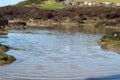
[40,1,65,10]
[16,0,120,10]
[17,0,46,6]
[17,0,65,10]
[75,0,120,3]
[17,0,120,6]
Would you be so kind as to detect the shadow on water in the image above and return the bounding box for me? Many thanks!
[86,74,120,80]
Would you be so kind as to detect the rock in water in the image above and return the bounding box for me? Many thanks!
[0,44,9,53]
[99,32,120,54]
[0,53,16,65]
[0,44,16,65]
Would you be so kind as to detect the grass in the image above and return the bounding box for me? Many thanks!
[40,1,65,10]
[17,0,120,6]
[17,0,43,6]
[16,0,120,10]
[100,39,120,53]
[75,0,120,3]
[17,0,65,10]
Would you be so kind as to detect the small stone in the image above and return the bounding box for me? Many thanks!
[114,34,117,37]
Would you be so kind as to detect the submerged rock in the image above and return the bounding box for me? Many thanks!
[0,53,16,65]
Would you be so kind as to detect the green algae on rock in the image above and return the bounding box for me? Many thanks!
[0,53,16,65]
[99,32,120,53]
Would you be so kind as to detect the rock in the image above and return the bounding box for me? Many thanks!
[101,32,120,42]
[95,21,118,27]
[0,42,16,66]
[99,32,120,54]
[0,35,8,38]
[113,32,120,40]
[0,19,8,26]
[0,19,8,31]
[106,13,120,19]
[0,31,8,35]
[0,44,9,53]
[0,53,16,65]
[9,21,26,26]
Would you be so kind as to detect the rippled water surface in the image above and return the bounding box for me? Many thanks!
[0,29,120,80]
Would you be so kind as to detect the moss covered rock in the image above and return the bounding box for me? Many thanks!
[99,32,120,53]
[0,53,16,65]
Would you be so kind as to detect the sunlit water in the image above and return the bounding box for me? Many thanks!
[0,29,120,80]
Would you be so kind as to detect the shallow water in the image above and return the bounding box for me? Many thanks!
[0,29,120,80]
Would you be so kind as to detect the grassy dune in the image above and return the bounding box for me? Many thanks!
[17,0,120,6]
[16,0,120,10]
[76,0,120,3]
[40,0,65,10]
[17,0,43,6]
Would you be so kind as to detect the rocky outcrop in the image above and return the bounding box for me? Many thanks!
[0,19,8,26]
[0,6,120,20]
[0,6,119,30]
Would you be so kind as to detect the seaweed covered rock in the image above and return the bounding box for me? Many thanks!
[0,53,16,65]
[0,44,16,65]
[99,32,120,53]
[0,44,9,53]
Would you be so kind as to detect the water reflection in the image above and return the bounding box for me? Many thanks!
[0,29,120,80]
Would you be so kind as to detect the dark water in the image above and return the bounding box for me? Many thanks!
[0,29,120,80]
